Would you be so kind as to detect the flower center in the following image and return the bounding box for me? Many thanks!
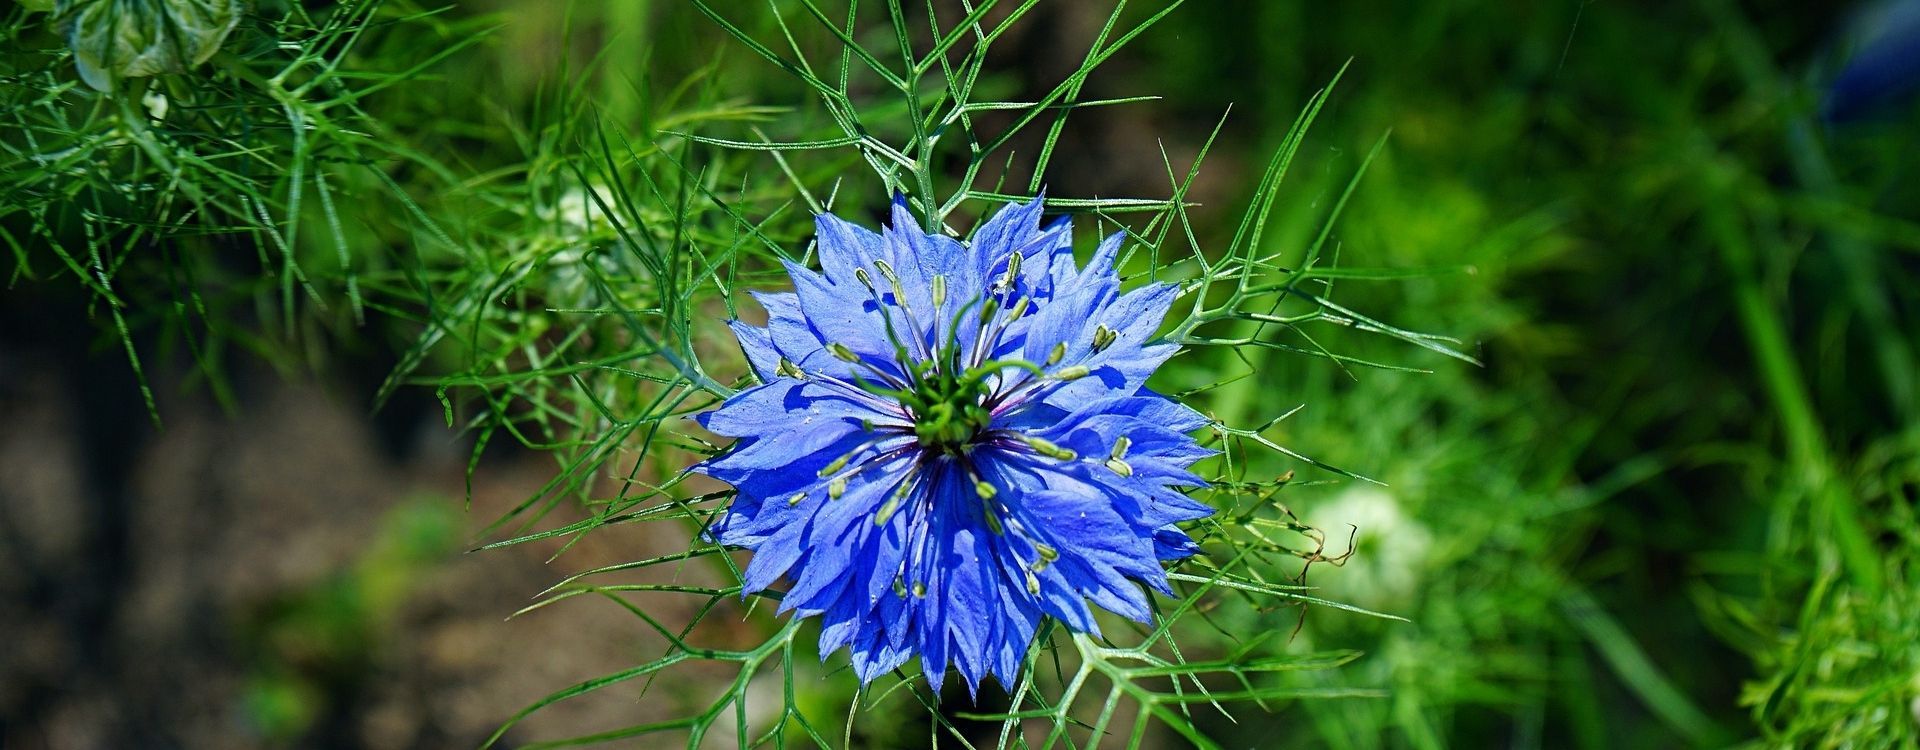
[903,368,993,455]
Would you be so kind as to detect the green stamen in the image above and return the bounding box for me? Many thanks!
[874,473,917,525]
[1104,436,1133,475]
[875,259,910,305]
[1008,297,1031,321]
[818,452,853,477]
[1020,435,1078,461]
[975,478,1004,534]
[1092,324,1118,352]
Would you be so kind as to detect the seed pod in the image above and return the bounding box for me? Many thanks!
[61,0,246,93]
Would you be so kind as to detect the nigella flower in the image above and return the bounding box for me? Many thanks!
[695,196,1214,693]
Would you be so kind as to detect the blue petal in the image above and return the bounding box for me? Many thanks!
[740,514,811,592]
[1152,526,1202,560]
[728,320,779,381]
[849,596,914,681]
[702,417,859,474]
[941,515,996,693]
[969,195,1047,278]
[1022,487,1155,620]
[814,212,889,286]
[699,379,898,437]
[785,261,895,368]
[749,291,824,367]
[817,583,868,654]
[709,434,911,544]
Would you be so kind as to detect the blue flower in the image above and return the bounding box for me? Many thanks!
[696,197,1214,693]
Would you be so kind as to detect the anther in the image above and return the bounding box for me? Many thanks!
[1020,435,1078,461]
[827,343,860,363]
[828,476,848,499]
[1007,297,1031,322]
[1092,324,1118,353]
[931,274,947,310]
[874,476,915,525]
[994,252,1023,293]
[788,492,806,507]
[1046,342,1067,366]
[874,260,910,303]
[776,358,806,379]
[1105,437,1134,475]
[1052,365,1090,381]
[818,452,853,477]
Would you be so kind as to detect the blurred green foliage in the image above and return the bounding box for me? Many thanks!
[239,498,460,742]
[1133,1,1920,747]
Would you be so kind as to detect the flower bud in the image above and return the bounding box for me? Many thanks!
[62,0,246,92]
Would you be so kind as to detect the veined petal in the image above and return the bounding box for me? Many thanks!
[699,379,900,437]
[785,260,897,368]
[814,212,889,286]
[728,320,780,381]
[702,417,860,474]
[748,291,823,367]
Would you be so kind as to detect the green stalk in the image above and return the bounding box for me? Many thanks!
[1700,170,1882,595]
